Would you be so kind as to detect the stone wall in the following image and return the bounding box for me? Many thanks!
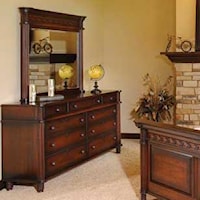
[175,63,200,129]
[29,63,55,93]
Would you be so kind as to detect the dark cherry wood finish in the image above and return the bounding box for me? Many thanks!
[121,133,140,139]
[196,0,200,51]
[160,51,200,63]
[2,90,121,192]
[19,7,86,103]
[135,119,200,200]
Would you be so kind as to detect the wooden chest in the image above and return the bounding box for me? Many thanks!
[1,90,121,192]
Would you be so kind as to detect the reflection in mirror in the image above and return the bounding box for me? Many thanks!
[29,28,78,94]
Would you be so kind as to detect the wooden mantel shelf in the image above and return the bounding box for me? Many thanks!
[160,52,200,63]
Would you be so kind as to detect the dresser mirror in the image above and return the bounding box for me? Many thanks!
[29,28,78,94]
[19,7,86,102]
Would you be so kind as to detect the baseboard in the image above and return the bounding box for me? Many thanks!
[121,133,140,139]
[0,180,5,190]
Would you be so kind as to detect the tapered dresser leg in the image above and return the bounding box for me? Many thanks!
[35,181,44,192]
[141,193,146,200]
[6,182,13,190]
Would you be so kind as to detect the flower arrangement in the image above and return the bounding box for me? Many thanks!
[130,73,176,122]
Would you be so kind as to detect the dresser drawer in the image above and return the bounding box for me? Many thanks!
[89,133,117,156]
[88,118,117,137]
[46,145,87,176]
[46,128,86,154]
[45,113,85,136]
[88,106,117,123]
[45,103,67,118]
[102,92,118,103]
[69,96,102,112]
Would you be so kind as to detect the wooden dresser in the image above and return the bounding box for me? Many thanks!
[135,119,200,200]
[2,90,121,192]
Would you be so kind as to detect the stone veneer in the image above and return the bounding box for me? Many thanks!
[175,63,200,129]
[29,63,55,93]
[29,63,77,94]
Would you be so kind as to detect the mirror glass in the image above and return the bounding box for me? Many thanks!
[29,28,78,94]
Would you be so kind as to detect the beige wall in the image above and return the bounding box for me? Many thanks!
[102,0,175,133]
[0,0,176,179]
[176,0,196,40]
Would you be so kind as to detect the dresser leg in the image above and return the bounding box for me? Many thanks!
[116,143,121,153]
[0,181,5,190]
[6,182,13,190]
[141,193,146,200]
[35,181,44,192]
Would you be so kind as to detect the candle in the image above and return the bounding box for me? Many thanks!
[48,79,55,97]
[29,84,36,102]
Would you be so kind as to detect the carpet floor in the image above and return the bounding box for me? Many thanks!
[0,139,155,200]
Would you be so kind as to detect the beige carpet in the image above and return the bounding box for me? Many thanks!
[0,139,154,200]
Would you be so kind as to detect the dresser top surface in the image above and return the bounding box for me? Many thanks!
[2,90,120,107]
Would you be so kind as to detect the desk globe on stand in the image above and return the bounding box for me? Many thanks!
[88,64,105,94]
[58,64,74,90]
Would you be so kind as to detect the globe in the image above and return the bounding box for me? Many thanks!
[58,65,74,79]
[88,64,105,80]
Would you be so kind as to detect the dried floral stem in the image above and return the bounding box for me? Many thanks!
[130,73,176,122]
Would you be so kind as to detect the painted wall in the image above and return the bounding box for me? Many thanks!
[101,0,176,133]
[176,0,196,41]
[0,0,175,179]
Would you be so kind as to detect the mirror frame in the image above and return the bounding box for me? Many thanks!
[19,7,86,103]
[196,0,200,51]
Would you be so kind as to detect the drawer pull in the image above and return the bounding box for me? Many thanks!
[51,143,56,147]
[73,104,78,109]
[90,115,95,119]
[51,162,56,166]
[56,108,60,112]
[80,118,85,123]
[113,122,117,126]
[110,97,114,101]
[97,99,101,103]
[50,126,55,130]
[113,109,116,113]
[91,129,96,134]
[80,133,85,137]
[113,136,117,140]
[81,150,85,154]
[91,145,96,149]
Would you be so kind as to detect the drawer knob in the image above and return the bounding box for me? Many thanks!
[56,108,60,112]
[90,115,95,119]
[110,97,114,101]
[51,162,56,166]
[50,126,55,130]
[51,143,56,147]
[97,99,101,103]
[73,104,78,109]
[91,145,96,149]
[91,129,96,134]
[113,136,117,140]
[81,150,85,154]
[113,109,116,113]
[113,122,117,126]
[80,133,85,137]
[80,118,85,123]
